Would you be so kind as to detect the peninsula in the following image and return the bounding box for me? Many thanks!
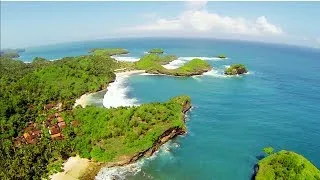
[135,53,212,76]
[0,48,192,179]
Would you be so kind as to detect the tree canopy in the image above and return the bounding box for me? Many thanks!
[256,150,320,180]
[224,64,248,75]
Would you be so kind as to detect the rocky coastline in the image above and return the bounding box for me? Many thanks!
[79,100,192,180]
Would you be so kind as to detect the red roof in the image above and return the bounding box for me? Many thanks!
[57,117,64,122]
[58,121,66,129]
[49,125,60,135]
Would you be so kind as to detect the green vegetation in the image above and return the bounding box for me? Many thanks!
[224,64,248,75]
[0,54,123,179]
[0,53,191,179]
[136,54,211,76]
[217,54,227,59]
[90,48,129,56]
[69,95,190,162]
[135,53,177,70]
[256,150,320,180]
[148,48,164,54]
[263,146,275,156]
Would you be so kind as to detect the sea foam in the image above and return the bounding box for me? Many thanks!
[111,56,140,62]
[162,56,225,70]
[102,72,139,108]
[95,140,178,180]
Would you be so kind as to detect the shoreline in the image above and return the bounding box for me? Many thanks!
[50,156,90,180]
[52,92,191,180]
[73,70,144,108]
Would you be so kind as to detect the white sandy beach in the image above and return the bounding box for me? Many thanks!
[50,156,90,180]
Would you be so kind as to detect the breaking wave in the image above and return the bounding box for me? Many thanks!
[112,56,140,62]
[102,72,139,108]
[179,56,226,61]
[162,59,186,69]
[95,140,179,180]
[162,56,226,70]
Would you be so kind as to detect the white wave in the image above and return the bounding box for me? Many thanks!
[95,140,178,180]
[162,59,186,69]
[203,69,228,78]
[178,56,224,61]
[139,73,161,76]
[102,72,139,108]
[112,56,140,62]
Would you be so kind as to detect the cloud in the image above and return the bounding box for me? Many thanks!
[185,1,208,11]
[124,2,283,37]
[128,19,183,31]
[317,37,320,44]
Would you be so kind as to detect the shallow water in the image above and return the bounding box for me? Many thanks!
[19,38,320,179]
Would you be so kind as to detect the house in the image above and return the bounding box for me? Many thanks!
[58,121,66,129]
[49,125,60,135]
[44,104,54,110]
[51,133,63,140]
[32,130,41,137]
[57,116,64,122]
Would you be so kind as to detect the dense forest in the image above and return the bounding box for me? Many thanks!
[135,54,211,76]
[224,64,248,75]
[256,149,320,179]
[0,53,120,179]
[0,51,191,179]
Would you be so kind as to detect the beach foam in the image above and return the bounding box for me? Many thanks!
[112,56,140,62]
[179,56,225,61]
[102,71,143,108]
[162,59,186,69]
[161,56,226,70]
[95,140,178,180]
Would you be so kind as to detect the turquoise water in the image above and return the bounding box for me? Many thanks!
[20,38,320,179]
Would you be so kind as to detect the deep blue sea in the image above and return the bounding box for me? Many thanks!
[19,38,320,179]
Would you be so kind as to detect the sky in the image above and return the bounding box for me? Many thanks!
[1,1,320,49]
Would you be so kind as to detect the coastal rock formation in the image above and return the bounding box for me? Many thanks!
[224,64,248,75]
[217,54,227,59]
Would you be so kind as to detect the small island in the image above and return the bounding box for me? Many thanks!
[224,64,248,75]
[148,48,164,54]
[217,54,227,59]
[255,148,320,180]
[136,54,212,76]
[89,48,129,56]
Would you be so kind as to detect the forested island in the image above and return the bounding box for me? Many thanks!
[0,48,193,179]
[89,48,129,56]
[148,48,164,54]
[254,148,320,180]
[135,53,211,76]
[224,64,248,75]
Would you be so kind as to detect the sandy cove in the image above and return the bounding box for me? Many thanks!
[73,70,144,108]
[51,70,144,180]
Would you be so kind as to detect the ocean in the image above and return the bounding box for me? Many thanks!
[19,38,320,180]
